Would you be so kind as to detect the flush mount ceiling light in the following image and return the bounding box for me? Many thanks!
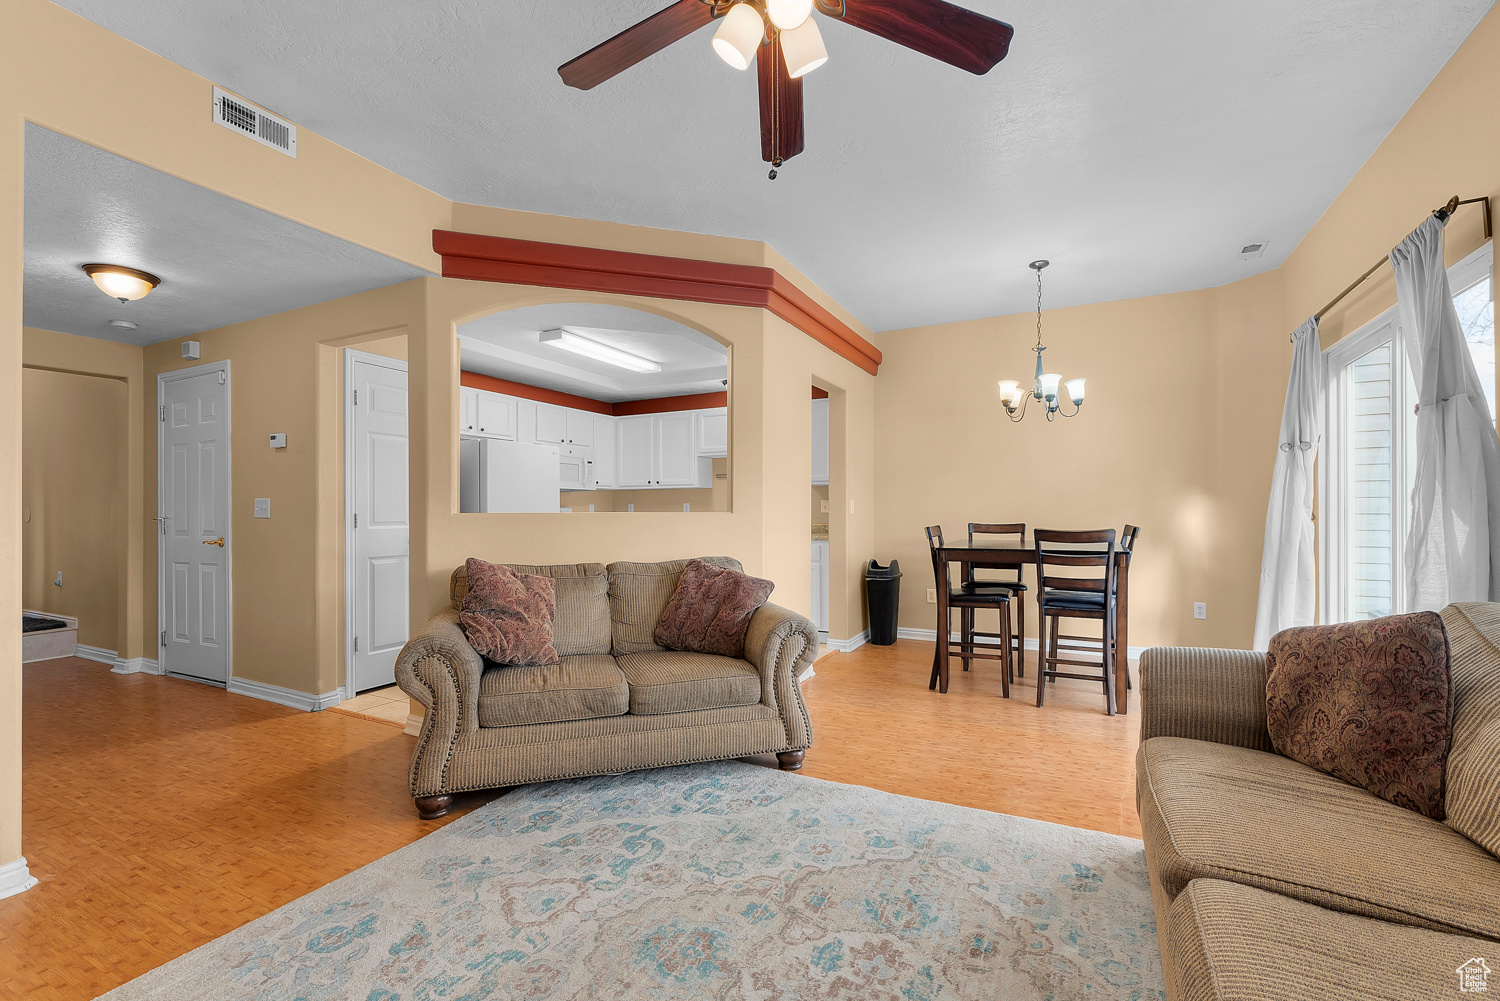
[82,263,160,302]
[558,0,1014,179]
[539,328,662,373]
[997,261,1085,422]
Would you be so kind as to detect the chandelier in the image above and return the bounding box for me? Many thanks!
[998,260,1085,422]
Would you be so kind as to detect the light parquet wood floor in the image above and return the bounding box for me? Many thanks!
[2,642,1139,1000]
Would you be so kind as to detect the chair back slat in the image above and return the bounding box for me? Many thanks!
[1034,528,1116,595]
[966,522,1025,585]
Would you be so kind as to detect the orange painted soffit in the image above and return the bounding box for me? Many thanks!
[433,230,882,376]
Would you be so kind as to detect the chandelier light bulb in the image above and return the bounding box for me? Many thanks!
[712,3,764,71]
[997,380,1021,406]
[1038,373,1062,401]
[780,16,828,77]
[765,0,814,30]
[83,263,160,302]
[1065,378,1086,405]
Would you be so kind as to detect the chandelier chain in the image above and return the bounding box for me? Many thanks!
[1035,267,1043,347]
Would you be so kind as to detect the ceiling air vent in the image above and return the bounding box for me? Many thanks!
[212,86,297,158]
[1239,240,1269,260]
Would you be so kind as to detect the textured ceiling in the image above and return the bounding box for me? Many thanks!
[23,125,429,346]
[51,0,1496,331]
[459,303,728,402]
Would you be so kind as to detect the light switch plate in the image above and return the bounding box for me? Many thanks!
[820,499,829,513]
[269,433,287,449]
[254,498,271,519]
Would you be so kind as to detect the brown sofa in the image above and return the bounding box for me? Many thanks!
[1137,602,1500,1000]
[394,557,817,818]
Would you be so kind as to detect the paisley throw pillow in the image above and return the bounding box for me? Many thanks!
[459,558,559,666]
[653,558,775,658]
[1266,612,1452,819]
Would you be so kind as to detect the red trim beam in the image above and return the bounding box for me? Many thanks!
[434,230,882,376]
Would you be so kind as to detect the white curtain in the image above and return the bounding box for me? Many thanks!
[1254,317,1323,649]
[1392,214,1500,609]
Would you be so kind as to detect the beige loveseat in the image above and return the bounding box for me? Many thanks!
[394,557,817,818]
[1136,602,1500,999]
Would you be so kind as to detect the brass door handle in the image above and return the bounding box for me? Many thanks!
[202,536,225,547]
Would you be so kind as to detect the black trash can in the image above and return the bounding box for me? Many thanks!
[865,559,902,646]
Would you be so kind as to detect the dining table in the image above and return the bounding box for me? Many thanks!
[929,538,1133,713]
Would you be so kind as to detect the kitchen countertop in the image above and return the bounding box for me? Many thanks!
[812,524,829,541]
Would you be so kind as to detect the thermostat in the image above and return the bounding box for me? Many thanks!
[269,433,287,449]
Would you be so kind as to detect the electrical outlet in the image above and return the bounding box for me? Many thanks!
[820,499,829,513]
[927,588,937,604]
[254,498,271,519]
[53,571,63,587]
[1193,602,1207,620]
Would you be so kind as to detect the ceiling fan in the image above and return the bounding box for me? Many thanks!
[558,0,1014,177]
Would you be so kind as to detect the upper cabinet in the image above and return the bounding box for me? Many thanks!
[615,415,655,487]
[566,409,594,447]
[460,387,479,435]
[535,402,567,444]
[697,408,728,458]
[811,397,830,486]
[655,412,698,487]
[475,392,515,439]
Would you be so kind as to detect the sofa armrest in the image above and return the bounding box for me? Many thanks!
[743,602,817,749]
[1139,646,1273,752]
[394,607,485,796]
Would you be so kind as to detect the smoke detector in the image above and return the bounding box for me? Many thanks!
[212,86,297,157]
[1239,240,1269,261]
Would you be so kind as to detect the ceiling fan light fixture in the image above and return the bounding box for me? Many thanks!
[765,0,813,30]
[712,3,764,71]
[82,263,160,302]
[780,16,828,78]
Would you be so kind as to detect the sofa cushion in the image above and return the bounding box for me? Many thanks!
[1165,879,1494,1001]
[606,557,743,656]
[1137,736,1500,940]
[451,562,611,657]
[459,559,558,666]
[1266,612,1452,819]
[654,558,775,658]
[477,655,629,728]
[615,651,761,716]
[1442,602,1500,856]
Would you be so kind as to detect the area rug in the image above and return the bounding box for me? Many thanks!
[104,762,1164,999]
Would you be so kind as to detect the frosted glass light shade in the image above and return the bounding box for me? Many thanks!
[83,263,159,302]
[997,379,1021,405]
[1065,378,1086,404]
[1038,373,1061,400]
[765,0,813,30]
[712,4,764,71]
[780,16,828,77]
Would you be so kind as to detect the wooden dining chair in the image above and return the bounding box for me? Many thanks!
[1054,524,1138,688]
[965,523,1028,680]
[925,526,1013,696]
[1034,528,1117,715]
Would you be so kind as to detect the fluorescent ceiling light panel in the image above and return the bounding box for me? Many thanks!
[538,328,661,373]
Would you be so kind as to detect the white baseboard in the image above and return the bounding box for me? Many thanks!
[111,656,162,675]
[894,627,1145,661]
[228,676,344,712]
[825,629,869,654]
[404,713,423,736]
[796,664,816,683]
[75,644,118,666]
[0,855,38,900]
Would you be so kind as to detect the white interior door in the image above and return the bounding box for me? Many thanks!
[159,362,232,685]
[348,351,409,694]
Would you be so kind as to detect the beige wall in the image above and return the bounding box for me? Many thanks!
[21,368,127,650]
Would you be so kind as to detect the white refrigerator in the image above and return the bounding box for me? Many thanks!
[460,437,561,513]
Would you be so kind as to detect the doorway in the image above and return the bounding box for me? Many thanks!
[157,361,232,686]
[345,349,410,695]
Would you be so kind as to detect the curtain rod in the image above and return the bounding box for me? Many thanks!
[1312,195,1493,323]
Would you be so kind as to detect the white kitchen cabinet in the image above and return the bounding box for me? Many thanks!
[811,397,829,486]
[460,387,479,435]
[697,408,727,457]
[535,403,567,444]
[616,415,655,487]
[566,409,594,447]
[656,412,698,486]
[593,413,617,488]
[475,391,516,439]
[811,540,829,637]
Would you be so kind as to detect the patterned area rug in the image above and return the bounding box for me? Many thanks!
[105,762,1164,999]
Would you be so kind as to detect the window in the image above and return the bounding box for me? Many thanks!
[1321,243,1494,622]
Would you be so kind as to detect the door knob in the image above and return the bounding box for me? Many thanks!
[202,536,225,547]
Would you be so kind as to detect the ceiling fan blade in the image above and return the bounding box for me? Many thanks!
[559,0,718,90]
[757,37,805,164]
[820,0,1013,75]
